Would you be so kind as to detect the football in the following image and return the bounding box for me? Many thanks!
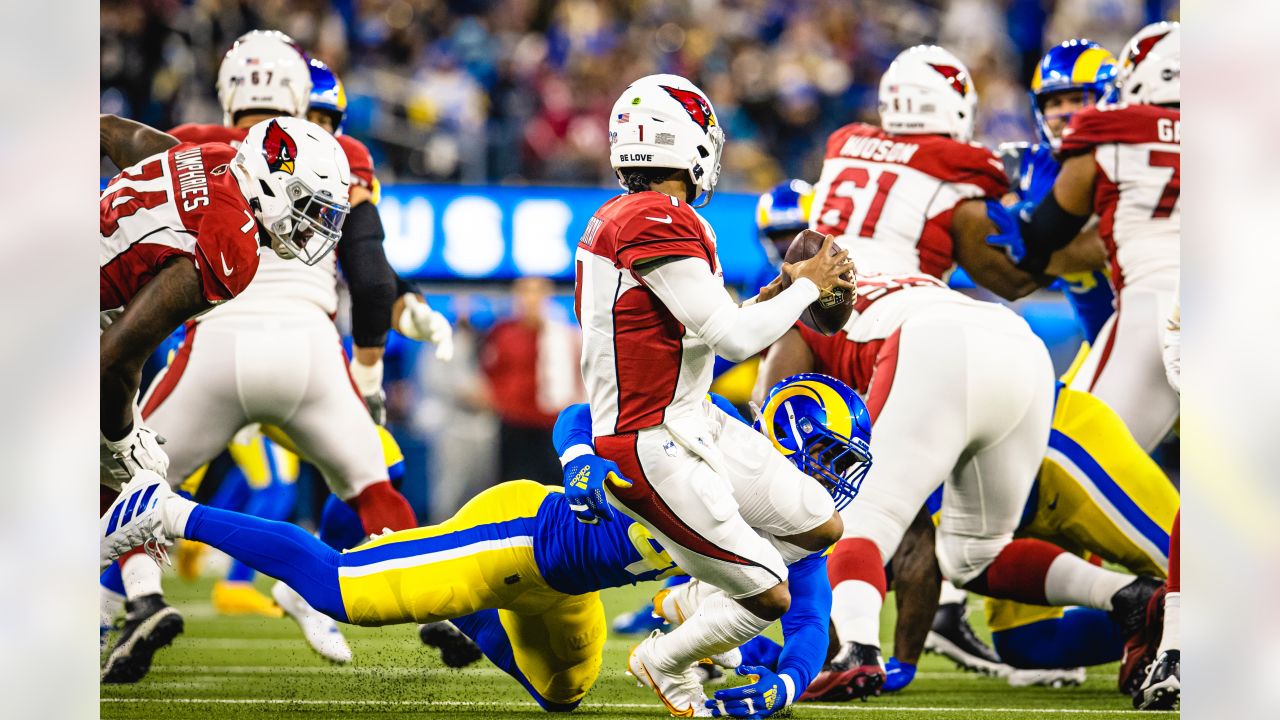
[781,229,856,336]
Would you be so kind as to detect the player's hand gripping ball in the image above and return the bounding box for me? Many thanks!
[780,229,857,335]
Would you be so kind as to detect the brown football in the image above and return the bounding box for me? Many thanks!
[781,229,855,336]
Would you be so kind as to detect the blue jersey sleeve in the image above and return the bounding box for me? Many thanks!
[708,393,750,427]
[776,554,832,695]
[552,403,594,458]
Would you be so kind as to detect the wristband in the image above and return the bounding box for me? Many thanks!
[559,443,594,467]
[779,672,797,707]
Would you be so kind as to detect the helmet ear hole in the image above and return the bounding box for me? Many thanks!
[258,179,276,197]
[697,146,709,158]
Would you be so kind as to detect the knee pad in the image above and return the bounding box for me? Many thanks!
[936,531,1008,588]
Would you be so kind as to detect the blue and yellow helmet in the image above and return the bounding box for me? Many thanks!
[756,373,872,511]
[757,179,814,235]
[308,58,347,131]
[1030,39,1117,148]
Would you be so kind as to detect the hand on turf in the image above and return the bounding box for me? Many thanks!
[883,656,917,693]
[562,454,628,524]
[708,666,791,718]
[104,423,169,480]
[984,198,1028,264]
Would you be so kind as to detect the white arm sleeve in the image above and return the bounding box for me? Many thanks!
[639,257,819,362]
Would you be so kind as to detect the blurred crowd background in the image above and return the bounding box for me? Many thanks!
[103,0,1179,522]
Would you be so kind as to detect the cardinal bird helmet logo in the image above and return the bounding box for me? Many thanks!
[263,119,298,175]
[927,63,971,98]
[660,85,717,133]
[1125,32,1169,71]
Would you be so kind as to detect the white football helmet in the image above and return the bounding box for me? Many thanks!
[608,74,724,206]
[879,45,978,143]
[230,117,352,265]
[1114,22,1180,106]
[216,30,312,124]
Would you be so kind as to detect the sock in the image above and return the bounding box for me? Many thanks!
[100,563,126,596]
[657,579,718,625]
[647,591,772,673]
[182,505,346,621]
[121,550,163,599]
[828,538,887,596]
[161,494,198,538]
[938,581,967,605]
[1044,553,1134,610]
[1157,592,1179,653]
[830,580,884,646]
[346,481,416,536]
[964,538,1060,604]
[1167,511,1179,593]
[452,610,579,712]
[318,493,367,551]
[992,607,1124,668]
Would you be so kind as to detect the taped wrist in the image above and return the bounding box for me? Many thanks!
[338,202,396,347]
[1016,192,1090,276]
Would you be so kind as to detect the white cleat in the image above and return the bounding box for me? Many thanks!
[1007,666,1087,688]
[101,470,173,568]
[272,580,352,664]
[628,630,712,717]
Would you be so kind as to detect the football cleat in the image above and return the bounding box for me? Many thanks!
[1007,666,1087,688]
[1115,579,1166,695]
[615,601,669,635]
[798,641,886,702]
[628,630,712,717]
[1133,649,1179,710]
[212,580,283,618]
[100,470,174,568]
[175,539,208,581]
[418,621,483,668]
[925,601,1012,677]
[101,593,184,683]
[272,581,352,664]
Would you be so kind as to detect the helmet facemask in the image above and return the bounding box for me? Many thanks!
[774,398,872,511]
[267,178,349,265]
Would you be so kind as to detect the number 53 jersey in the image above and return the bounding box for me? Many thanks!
[809,122,1009,279]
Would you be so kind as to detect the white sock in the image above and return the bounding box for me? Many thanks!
[830,580,883,647]
[122,553,163,600]
[1043,553,1134,609]
[659,580,719,625]
[1157,592,1179,653]
[647,591,771,673]
[100,585,125,627]
[161,495,198,538]
[939,581,968,606]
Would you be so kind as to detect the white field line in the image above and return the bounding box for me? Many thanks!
[100,698,1174,715]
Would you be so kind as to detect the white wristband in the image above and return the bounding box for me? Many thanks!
[559,443,594,467]
[348,358,384,397]
[779,672,796,707]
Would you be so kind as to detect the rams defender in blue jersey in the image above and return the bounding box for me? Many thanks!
[996,39,1118,346]
[101,374,871,717]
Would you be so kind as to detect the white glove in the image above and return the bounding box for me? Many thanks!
[349,358,387,425]
[398,294,454,361]
[103,424,169,479]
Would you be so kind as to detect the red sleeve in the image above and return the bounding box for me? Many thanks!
[338,135,376,189]
[1059,105,1175,158]
[189,184,262,304]
[914,139,1009,198]
[614,195,712,271]
[794,323,847,377]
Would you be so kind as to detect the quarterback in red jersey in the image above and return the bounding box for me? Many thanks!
[576,73,852,716]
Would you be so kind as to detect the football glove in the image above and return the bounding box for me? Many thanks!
[984,198,1029,264]
[103,423,169,479]
[398,294,454,361]
[349,358,387,426]
[708,665,793,718]
[883,656,918,693]
[562,453,628,524]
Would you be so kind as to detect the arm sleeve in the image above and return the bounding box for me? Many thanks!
[776,554,833,694]
[1016,191,1092,276]
[552,403,595,463]
[708,393,750,427]
[395,273,417,298]
[639,258,819,363]
[336,201,397,347]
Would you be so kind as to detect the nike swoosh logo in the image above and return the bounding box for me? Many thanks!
[645,215,673,224]
[220,253,234,277]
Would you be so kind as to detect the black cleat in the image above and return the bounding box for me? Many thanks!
[1113,578,1165,695]
[925,602,1011,676]
[1110,577,1163,638]
[799,641,885,702]
[419,621,484,668]
[1134,650,1179,710]
[101,594,184,684]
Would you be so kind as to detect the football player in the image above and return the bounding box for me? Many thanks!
[987,22,1180,455]
[98,112,350,681]
[101,374,870,719]
[575,73,855,716]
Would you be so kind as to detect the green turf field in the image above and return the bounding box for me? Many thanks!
[101,575,1174,719]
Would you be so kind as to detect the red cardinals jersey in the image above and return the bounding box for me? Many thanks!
[170,124,377,191]
[1059,104,1180,291]
[575,191,720,436]
[100,142,260,313]
[810,123,1008,279]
